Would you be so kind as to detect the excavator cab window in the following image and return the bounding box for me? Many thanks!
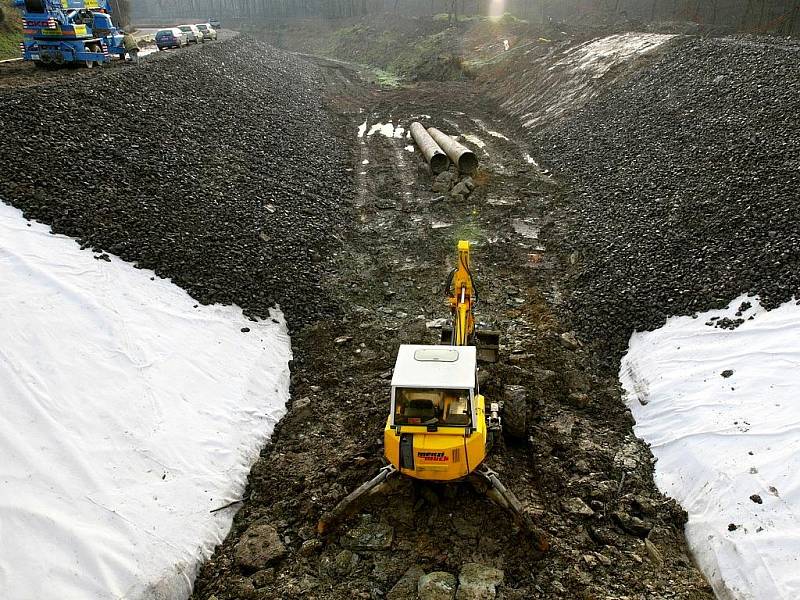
[394,388,471,427]
[24,0,46,13]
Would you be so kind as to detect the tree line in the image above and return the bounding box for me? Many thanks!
[131,0,799,34]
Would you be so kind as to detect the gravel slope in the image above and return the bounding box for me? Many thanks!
[537,36,800,357]
[0,36,353,327]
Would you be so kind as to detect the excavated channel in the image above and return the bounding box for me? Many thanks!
[191,66,713,599]
[0,33,715,599]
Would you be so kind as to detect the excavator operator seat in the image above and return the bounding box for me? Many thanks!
[404,399,437,420]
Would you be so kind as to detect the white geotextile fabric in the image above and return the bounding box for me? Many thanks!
[0,202,291,599]
[620,295,800,600]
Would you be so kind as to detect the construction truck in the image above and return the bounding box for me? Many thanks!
[319,241,547,551]
[16,0,125,68]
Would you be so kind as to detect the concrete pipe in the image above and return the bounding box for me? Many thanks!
[427,127,479,174]
[410,122,450,174]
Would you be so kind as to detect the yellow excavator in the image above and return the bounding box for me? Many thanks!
[318,241,547,551]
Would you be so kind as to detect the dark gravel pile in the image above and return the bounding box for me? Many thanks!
[0,37,353,327]
[538,36,800,358]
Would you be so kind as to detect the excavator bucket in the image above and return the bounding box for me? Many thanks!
[475,330,500,363]
[440,327,500,363]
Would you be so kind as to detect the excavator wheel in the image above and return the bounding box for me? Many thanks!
[502,385,528,441]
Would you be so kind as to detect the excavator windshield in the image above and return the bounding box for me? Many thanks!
[393,388,471,427]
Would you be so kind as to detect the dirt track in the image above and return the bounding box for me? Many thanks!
[190,57,712,599]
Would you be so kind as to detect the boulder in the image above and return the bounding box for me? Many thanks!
[562,497,594,517]
[456,563,504,599]
[233,522,287,571]
[387,565,425,600]
[418,571,457,600]
[341,518,394,550]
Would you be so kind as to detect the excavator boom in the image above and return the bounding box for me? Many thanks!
[442,240,500,362]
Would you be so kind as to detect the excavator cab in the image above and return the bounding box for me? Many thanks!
[384,345,489,481]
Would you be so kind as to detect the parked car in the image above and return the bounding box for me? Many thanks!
[195,23,217,42]
[209,18,221,28]
[155,28,188,50]
[178,24,204,44]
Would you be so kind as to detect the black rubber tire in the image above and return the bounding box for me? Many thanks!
[502,385,528,441]
[85,44,101,69]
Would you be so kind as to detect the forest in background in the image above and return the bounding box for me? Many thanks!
[132,0,799,34]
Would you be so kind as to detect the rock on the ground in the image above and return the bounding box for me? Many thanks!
[388,565,426,600]
[340,518,394,550]
[418,571,457,600]
[456,563,504,600]
[563,496,594,517]
[233,522,287,571]
[432,171,455,192]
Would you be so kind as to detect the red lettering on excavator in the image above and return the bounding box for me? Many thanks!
[417,452,448,462]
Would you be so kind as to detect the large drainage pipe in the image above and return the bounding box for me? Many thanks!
[410,122,450,174]
[427,127,479,174]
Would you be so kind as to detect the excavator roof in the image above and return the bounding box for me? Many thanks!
[391,344,476,390]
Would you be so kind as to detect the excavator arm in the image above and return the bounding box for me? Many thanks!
[442,240,500,362]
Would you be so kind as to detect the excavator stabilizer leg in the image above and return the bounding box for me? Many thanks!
[317,464,398,535]
[475,465,549,552]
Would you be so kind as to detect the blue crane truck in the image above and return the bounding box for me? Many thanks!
[16,0,126,68]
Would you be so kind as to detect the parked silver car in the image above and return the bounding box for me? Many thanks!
[196,23,217,41]
[177,24,204,44]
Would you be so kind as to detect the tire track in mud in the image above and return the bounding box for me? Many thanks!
[192,74,713,600]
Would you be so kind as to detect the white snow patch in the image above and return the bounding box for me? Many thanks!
[357,119,367,138]
[510,32,675,129]
[0,202,291,600]
[362,159,369,165]
[462,134,487,149]
[367,122,396,138]
[569,33,674,78]
[487,130,510,141]
[404,145,415,153]
[620,295,800,600]
[135,46,160,59]
[523,153,540,167]
[472,118,510,142]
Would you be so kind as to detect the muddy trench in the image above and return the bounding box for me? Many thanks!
[190,58,712,600]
